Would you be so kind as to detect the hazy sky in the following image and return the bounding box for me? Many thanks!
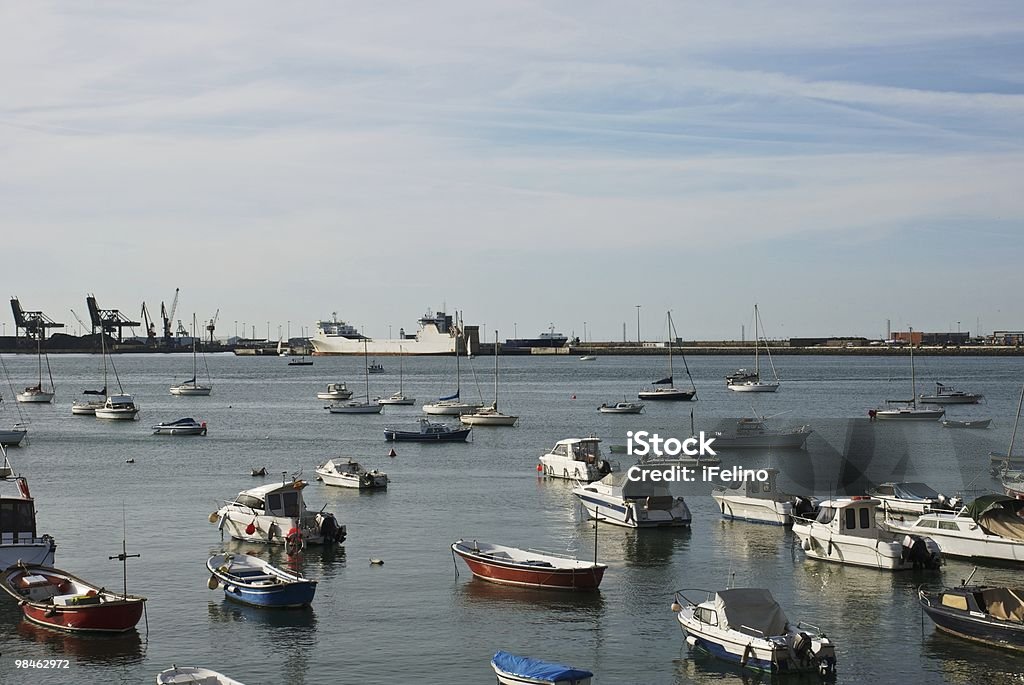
[3,2,1023,341]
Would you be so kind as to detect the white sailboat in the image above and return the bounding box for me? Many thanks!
[95,333,139,420]
[460,330,518,426]
[727,304,779,392]
[579,321,596,361]
[170,315,212,396]
[16,337,55,403]
[638,312,696,401]
[378,345,415,405]
[327,339,382,414]
[874,326,944,420]
[423,317,482,415]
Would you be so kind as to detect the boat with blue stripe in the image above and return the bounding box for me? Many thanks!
[206,553,316,608]
[491,650,593,685]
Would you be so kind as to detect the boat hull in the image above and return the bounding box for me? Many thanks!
[493,669,592,685]
[712,494,792,526]
[0,539,56,569]
[157,666,246,685]
[574,492,691,528]
[452,543,605,591]
[792,521,935,570]
[71,402,101,415]
[460,413,518,426]
[384,428,471,442]
[16,392,54,403]
[0,428,28,446]
[95,408,139,420]
[311,333,457,355]
[217,580,316,608]
[885,519,1024,562]
[919,395,982,404]
[378,396,415,405]
[598,405,643,414]
[327,404,382,414]
[942,419,991,428]
[169,385,212,396]
[921,594,1024,651]
[638,389,696,401]
[875,409,944,420]
[422,402,481,415]
[727,383,779,393]
[153,425,207,436]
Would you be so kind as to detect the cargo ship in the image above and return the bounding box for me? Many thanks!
[309,310,475,356]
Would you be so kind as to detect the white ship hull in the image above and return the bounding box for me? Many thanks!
[169,384,212,396]
[16,392,54,403]
[311,334,457,355]
[712,494,793,526]
[793,520,918,569]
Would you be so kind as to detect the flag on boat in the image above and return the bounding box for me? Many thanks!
[653,376,673,385]
[438,390,460,401]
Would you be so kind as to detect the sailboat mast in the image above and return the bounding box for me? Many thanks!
[909,325,916,408]
[455,313,462,396]
[667,312,674,381]
[363,338,370,401]
[399,345,404,394]
[192,314,198,379]
[754,304,760,376]
[493,329,499,408]
[101,329,108,390]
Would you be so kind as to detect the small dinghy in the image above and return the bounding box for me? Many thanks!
[152,418,207,436]
[942,418,992,429]
[206,553,317,608]
[491,650,593,685]
[452,540,606,591]
[0,563,146,633]
[157,666,246,684]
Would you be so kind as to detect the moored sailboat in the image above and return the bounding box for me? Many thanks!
[16,337,55,403]
[638,311,696,401]
[169,315,212,396]
[727,305,779,392]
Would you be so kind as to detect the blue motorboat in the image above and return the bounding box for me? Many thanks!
[206,553,317,608]
[384,418,471,442]
[491,651,593,685]
[920,571,1024,651]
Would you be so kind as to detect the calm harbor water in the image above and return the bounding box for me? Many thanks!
[1,352,1023,684]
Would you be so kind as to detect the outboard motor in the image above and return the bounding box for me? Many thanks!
[793,496,819,519]
[903,535,942,569]
[597,459,612,476]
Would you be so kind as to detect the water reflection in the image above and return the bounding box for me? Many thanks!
[217,540,347,582]
[454,578,605,619]
[675,651,836,685]
[206,600,318,630]
[15,621,145,666]
[922,631,1024,684]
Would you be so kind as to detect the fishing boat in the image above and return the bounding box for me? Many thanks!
[94,334,139,421]
[0,449,56,569]
[210,477,346,550]
[491,651,593,685]
[16,337,55,403]
[709,417,811,449]
[638,312,697,401]
[170,316,212,395]
[597,401,644,414]
[316,383,353,401]
[538,437,614,481]
[206,553,317,608]
[384,418,471,442]
[287,356,314,366]
[942,418,991,429]
[792,497,942,570]
[573,471,691,528]
[0,563,145,633]
[711,469,818,526]
[919,382,983,404]
[671,588,837,676]
[0,424,28,446]
[423,323,482,415]
[378,345,415,405]
[157,666,246,684]
[873,327,944,420]
[919,570,1024,652]
[727,305,780,392]
[883,495,1024,563]
[452,540,605,591]
[315,458,388,489]
[326,339,382,413]
[152,418,208,436]
[865,482,961,515]
[460,330,518,426]
[368,361,385,374]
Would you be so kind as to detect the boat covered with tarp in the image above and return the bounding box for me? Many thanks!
[920,577,1024,651]
[491,650,593,685]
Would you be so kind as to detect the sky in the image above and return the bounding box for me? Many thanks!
[3,1,1023,342]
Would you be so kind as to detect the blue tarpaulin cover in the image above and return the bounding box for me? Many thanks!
[492,651,593,683]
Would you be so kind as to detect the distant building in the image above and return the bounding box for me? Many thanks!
[992,331,1024,345]
[893,331,970,345]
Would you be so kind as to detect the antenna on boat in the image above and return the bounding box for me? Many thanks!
[109,502,140,599]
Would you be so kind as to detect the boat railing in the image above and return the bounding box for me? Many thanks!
[673,588,716,606]
[796,621,825,634]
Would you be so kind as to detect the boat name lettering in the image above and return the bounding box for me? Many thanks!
[627,430,717,457]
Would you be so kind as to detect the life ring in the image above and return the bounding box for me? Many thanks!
[285,528,305,556]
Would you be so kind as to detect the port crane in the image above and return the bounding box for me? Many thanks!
[10,297,64,340]
[86,294,140,342]
[69,309,89,337]
[140,303,157,342]
[160,288,180,341]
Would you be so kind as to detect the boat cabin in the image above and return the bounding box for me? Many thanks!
[547,438,602,465]
[232,481,308,518]
[104,395,137,409]
[935,586,1024,621]
[807,497,882,537]
[0,478,38,544]
[718,468,780,499]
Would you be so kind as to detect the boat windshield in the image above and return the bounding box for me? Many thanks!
[572,441,600,463]
[815,507,836,524]
[0,499,37,536]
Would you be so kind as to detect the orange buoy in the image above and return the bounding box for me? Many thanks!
[536,463,543,472]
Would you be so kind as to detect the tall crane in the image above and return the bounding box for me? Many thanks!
[206,309,220,343]
[140,303,157,342]
[69,309,89,337]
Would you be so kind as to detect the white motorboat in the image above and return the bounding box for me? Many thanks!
[728,305,780,392]
[710,417,812,449]
[210,477,346,548]
[882,495,1024,563]
[170,315,212,395]
[671,588,837,676]
[865,482,960,515]
[16,337,55,403]
[598,401,644,414]
[71,397,105,415]
[579,354,597,361]
[792,497,942,570]
[711,469,818,526]
[919,382,983,404]
[873,327,944,420]
[152,417,208,436]
[317,383,353,401]
[377,345,415,405]
[0,448,57,569]
[539,437,614,481]
[941,418,991,429]
[94,334,140,421]
[0,424,28,447]
[315,458,388,489]
[638,311,697,401]
[460,330,517,426]
[573,470,691,528]
[157,666,246,684]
